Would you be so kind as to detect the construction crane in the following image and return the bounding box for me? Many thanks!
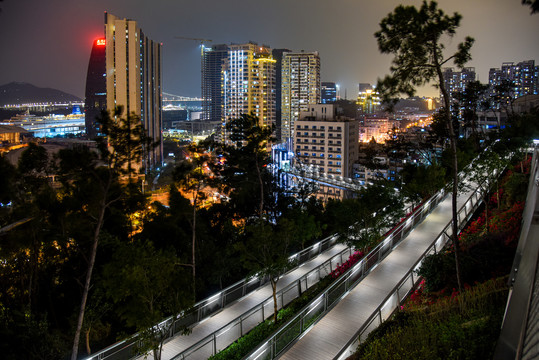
[174,36,213,58]
[174,36,212,46]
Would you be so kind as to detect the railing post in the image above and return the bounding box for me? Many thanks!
[240,315,243,337]
[324,292,328,311]
[213,333,217,355]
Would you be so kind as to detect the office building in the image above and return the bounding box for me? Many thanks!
[202,44,229,123]
[84,12,163,168]
[272,48,291,142]
[84,38,107,138]
[321,82,337,104]
[294,104,358,178]
[281,51,321,141]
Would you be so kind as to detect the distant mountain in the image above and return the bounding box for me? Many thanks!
[0,82,82,106]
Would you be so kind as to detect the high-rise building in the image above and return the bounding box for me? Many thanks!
[84,13,163,168]
[272,48,291,142]
[294,104,358,178]
[103,12,162,168]
[281,51,321,142]
[357,83,381,114]
[321,82,337,104]
[221,43,276,142]
[84,38,107,138]
[442,67,476,103]
[489,60,539,99]
[202,44,229,123]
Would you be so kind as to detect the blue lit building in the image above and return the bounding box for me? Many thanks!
[321,82,337,104]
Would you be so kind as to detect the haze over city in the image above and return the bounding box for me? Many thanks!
[0,0,537,99]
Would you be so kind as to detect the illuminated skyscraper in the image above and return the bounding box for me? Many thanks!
[84,12,162,168]
[221,43,276,142]
[281,51,321,141]
[272,48,291,141]
[202,44,229,122]
[357,84,381,114]
[84,38,107,138]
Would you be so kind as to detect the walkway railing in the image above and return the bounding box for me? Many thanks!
[170,203,419,359]
[243,188,451,360]
[85,232,341,360]
[333,179,484,359]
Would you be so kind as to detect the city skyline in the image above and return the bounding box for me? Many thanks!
[0,0,538,100]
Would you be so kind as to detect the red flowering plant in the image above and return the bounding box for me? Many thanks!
[329,250,365,279]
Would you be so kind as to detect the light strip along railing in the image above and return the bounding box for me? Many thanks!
[335,180,485,360]
[240,188,449,360]
[171,203,419,359]
[84,232,341,360]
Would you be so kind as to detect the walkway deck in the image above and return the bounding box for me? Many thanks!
[149,241,349,360]
[279,187,473,360]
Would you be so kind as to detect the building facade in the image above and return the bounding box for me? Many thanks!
[221,43,276,142]
[272,48,292,142]
[357,83,381,114]
[84,38,107,138]
[202,44,229,123]
[489,60,539,99]
[321,82,337,104]
[281,51,321,141]
[94,12,163,168]
[441,67,476,110]
[294,104,358,178]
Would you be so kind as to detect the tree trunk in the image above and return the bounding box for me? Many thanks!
[71,188,108,360]
[435,54,463,294]
[85,327,91,356]
[271,277,278,323]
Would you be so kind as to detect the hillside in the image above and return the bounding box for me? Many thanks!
[0,82,82,106]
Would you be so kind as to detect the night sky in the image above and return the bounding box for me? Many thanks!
[0,0,537,99]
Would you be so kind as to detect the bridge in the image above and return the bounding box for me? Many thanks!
[87,147,536,360]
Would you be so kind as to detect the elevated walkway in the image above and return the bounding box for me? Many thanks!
[246,177,485,359]
[495,147,539,360]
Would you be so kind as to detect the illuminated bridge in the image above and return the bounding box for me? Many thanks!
[87,149,533,360]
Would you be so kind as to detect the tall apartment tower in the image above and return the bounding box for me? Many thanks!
[442,67,476,99]
[321,82,337,104]
[100,12,163,168]
[281,51,321,142]
[221,43,276,142]
[272,48,292,142]
[489,60,539,99]
[84,38,107,138]
[202,44,229,122]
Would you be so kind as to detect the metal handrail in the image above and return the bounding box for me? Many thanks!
[169,204,419,359]
[334,179,485,359]
[84,230,341,360]
[242,188,449,360]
